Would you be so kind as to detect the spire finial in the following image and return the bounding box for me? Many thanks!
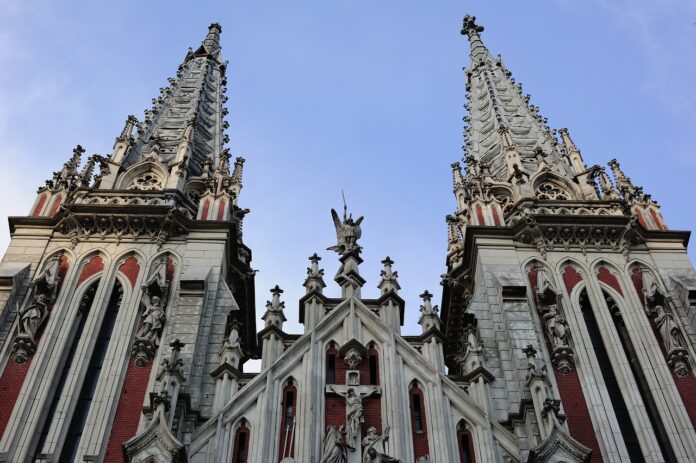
[418,290,441,332]
[262,285,286,329]
[461,15,488,61]
[303,253,326,294]
[378,256,400,295]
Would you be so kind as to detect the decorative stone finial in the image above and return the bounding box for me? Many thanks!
[262,285,287,329]
[418,290,441,332]
[303,253,326,294]
[377,256,401,296]
[461,15,484,36]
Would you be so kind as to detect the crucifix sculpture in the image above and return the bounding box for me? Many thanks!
[326,372,380,452]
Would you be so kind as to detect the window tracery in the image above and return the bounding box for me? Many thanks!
[128,172,163,191]
[535,181,570,201]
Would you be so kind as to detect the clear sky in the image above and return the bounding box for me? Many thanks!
[1,1,695,350]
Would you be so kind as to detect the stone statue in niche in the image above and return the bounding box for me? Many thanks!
[320,425,347,463]
[329,386,378,450]
[18,293,49,338]
[655,305,683,352]
[641,268,662,305]
[362,426,400,462]
[543,305,569,348]
[535,264,559,300]
[136,294,166,341]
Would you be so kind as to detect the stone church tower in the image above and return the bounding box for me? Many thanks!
[0,15,695,463]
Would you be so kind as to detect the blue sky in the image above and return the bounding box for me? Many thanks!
[1,0,695,344]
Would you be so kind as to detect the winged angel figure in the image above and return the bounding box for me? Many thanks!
[327,208,364,256]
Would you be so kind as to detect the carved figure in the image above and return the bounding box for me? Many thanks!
[328,208,364,255]
[536,264,558,299]
[144,257,167,291]
[320,426,347,463]
[543,305,569,348]
[136,294,165,341]
[330,387,377,448]
[655,305,682,352]
[18,293,48,338]
[362,426,399,463]
[641,268,661,303]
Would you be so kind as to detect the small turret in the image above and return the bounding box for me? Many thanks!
[260,286,287,370]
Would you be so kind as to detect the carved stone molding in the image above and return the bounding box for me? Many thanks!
[55,207,187,247]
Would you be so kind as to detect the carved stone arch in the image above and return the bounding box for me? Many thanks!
[117,160,168,191]
[531,171,579,201]
[142,456,161,463]
[184,179,206,205]
[456,419,478,463]
[489,186,514,214]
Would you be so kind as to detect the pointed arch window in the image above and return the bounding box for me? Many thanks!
[409,381,429,459]
[278,380,297,461]
[34,279,100,459]
[368,347,379,385]
[457,421,476,463]
[232,420,251,463]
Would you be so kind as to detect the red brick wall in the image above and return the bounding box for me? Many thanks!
[103,359,154,463]
[201,199,210,221]
[47,195,63,217]
[325,348,346,429]
[78,255,104,285]
[231,424,251,463]
[118,257,140,288]
[596,266,623,296]
[278,383,297,460]
[475,205,485,226]
[409,384,429,459]
[359,350,381,437]
[32,194,47,217]
[217,200,226,221]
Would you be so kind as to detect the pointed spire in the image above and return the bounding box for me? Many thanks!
[451,162,465,190]
[461,15,488,63]
[262,285,287,329]
[116,24,229,190]
[119,115,138,140]
[608,159,635,196]
[303,253,326,294]
[460,17,575,182]
[377,256,401,295]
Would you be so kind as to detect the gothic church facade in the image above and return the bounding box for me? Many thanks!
[0,16,695,463]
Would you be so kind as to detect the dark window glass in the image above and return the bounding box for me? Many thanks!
[327,354,336,384]
[368,354,378,385]
[413,393,423,432]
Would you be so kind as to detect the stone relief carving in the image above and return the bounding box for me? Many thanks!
[361,426,399,463]
[655,305,690,377]
[320,425,347,463]
[329,386,378,450]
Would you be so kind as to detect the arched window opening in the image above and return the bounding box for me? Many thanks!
[232,420,250,463]
[579,289,645,462]
[602,290,673,462]
[368,353,378,385]
[33,280,100,459]
[457,421,476,463]
[409,382,429,459]
[278,380,297,461]
[60,281,124,462]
